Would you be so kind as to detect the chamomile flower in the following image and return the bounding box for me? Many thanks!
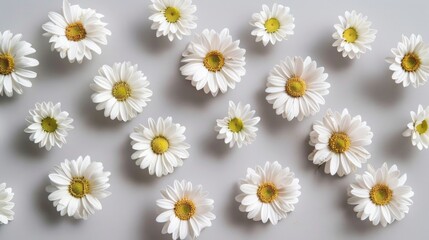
[91,62,152,122]
[215,101,260,148]
[403,105,429,150]
[24,102,74,151]
[236,161,301,225]
[0,183,14,224]
[0,30,39,97]
[250,4,295,46]
[42,0,111,63]
[386,34,429,88]
[180,28,246,96]
[156,180,215,240]
[348,163,414,227]
[46,156,111,220]
[266,56,330,121]
[332,10,377,59]
[308,109,373,177]
[149,0,197,41]
[130,117,190,177]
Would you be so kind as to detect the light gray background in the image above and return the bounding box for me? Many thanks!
[0,0,428,239]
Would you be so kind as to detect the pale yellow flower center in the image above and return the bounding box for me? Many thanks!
[265,18,280,33]
[69,177,90,198]
[416,120,428,134]
[112,81,132,101]
[0,54,15,75]
[285,77,307,98]
[343,27,358,43]
[151,136,169,155]
[228,118,244,133]
[370,184,393,206]
[174,198,196,220]
[164,7,181,23]
[41,117,58,133]
[329,132,351,153]
[65,22,87,42]
[257,182,278,203]
[401,53,421,72]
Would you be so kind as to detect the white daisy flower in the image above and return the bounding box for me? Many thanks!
[308,109,373,177]
[130,117,190,177]
[42,0,111,63]
[403,105,429,150]
[266,56,330,121]
[386,34,429,88]
[0,30,39,97]
[348,163,414,227]
[148,0,197,41]
[24,102,74,151]
[250,4,295,46]
[91,62,153,122]
[235,161,301,225]
[180,28,246,96]
[46,156,111,220]
[156,180,215,240]
[0,183,14,224]
[332,10,377,59]
[215,101,260,148]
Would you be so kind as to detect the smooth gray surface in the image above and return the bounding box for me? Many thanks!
[0,0,428,239]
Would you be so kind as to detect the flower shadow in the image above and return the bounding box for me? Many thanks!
[383,126,416,162]
[237,22,274,57]
[140,206,168,240]
[12,123,48,160]
[132,17,174,55]
[202,129,231,160]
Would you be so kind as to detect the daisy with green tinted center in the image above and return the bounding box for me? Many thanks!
[250,4,295,46]
[25,102,74,151]
[215,101,260,148]
[403,104,429,150]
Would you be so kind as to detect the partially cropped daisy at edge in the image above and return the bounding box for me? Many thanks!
[266,56,330,121]
[215,101,260,148]
[403,105,429,150]
[156,180,215,240]
[0,183,15,224]
[236,161,301,225]
[42,0,111,63]
[250,4,295,46]
[332,10,377,59]
[386,34,429,88]
[130,117,190,177]
[348,163,414,227]
[308,109,373,177]
[25,102,74,151]
[91,62,152,122]
[0,30,39,97]
[149,0,197,41]
[180,28,246,96]
[46,156,111,220]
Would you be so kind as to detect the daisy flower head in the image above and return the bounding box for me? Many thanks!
[402,104,429,150]
[266,56,330,121]
[332,10,377,59]
[236,161,301,225]
[0,183,15,224]
[24,102,74,151]
[156,180,215,240]
[0,30,39,97]
[149,0,197,41]
[42,0,111,63]
[308,109,373,177]
[46,156,111,220]
[348,163,414,227]
[386,34,429,88]
[250,4,295,46]
[130,117,190,177]
[91,62,152,122]
[180,28,246,96]
[215,101,260,148]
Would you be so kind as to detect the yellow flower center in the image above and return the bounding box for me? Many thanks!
[203,50,225,72]
[174,198,196,220]
[369,184,393,206]
[228,117,244,133]
[151,136,169,155]
[257,182,278,203]
[285,77,307,98]
[0,54,15,75]
[164,7,181,23]
[65,22,87,42]
[329,132,351,153]
[41,117,58,133]
[112,81,132,101]
[401,53,421,72]
[343,27,358,43]
[68,177,90,198]
[416,120,428,134]
[264,18,280,33]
